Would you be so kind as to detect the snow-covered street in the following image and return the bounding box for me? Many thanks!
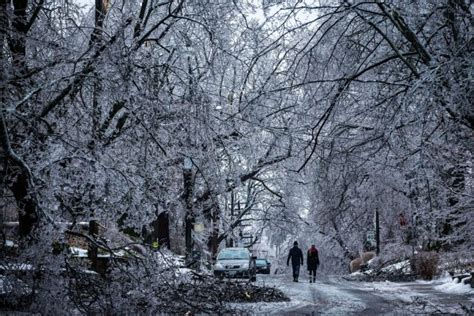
[235,274,474,315]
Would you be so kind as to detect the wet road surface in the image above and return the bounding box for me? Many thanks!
[235,273,474,315]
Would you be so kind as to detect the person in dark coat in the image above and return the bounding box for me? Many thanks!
[287,241,304,282]
[307,244,320,283]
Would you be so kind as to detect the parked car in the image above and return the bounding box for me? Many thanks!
[213,247,257,281]
[255,258,271,274]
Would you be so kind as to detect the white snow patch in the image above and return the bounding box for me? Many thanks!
[350,271,365,276]
[350,259,411,276]
[0,263,34,271]
[4,239,16,247]
[177,267,193,275]
[357,280,418,303]
[97,249,127,258]
[70,246,88,257]
[381,259,411,273]
[433,276,473,295]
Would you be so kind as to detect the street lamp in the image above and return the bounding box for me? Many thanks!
[374,209,380,255]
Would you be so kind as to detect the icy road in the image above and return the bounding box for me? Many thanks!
[235,274,474,315]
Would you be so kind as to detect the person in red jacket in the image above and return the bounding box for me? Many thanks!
[307,245,320,283]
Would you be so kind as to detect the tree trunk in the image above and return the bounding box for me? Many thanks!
[150,212,170,249]
[206,203,220,257]
[90,0,109,139]
[0,114,38,236]
[9,0,28,75]
[0,0,38,236]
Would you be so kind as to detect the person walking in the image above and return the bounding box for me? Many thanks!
[287,241,304,282]
[307,244,320,283]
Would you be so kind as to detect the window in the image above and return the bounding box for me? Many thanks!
[217,249,250,260]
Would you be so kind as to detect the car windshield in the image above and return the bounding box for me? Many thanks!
[217,249,249,260]
[256,259,267,265]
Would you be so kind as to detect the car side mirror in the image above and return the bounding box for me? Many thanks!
[251,256,257,260]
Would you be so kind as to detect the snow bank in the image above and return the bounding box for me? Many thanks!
[433,276,473,295]
[70,246,88,257]
[0,263,34,271]
[349,259,412,281]
[381,259,410,273]
[412,273,473,294]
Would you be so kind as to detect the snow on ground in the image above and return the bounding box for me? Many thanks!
[0,262,34,271]
[350,259,411,276]
[425,274,473,295]
[380,259,411,273]
[398,273,474,295]
[434,278,473,295]
[355,274,473,313]
[70,246,88,257]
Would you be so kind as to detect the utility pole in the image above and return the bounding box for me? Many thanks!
[375,210,380,255]
[183,158,194,261]
[411,212,417,256]
[229,191,235,247]
[88,220,99,273]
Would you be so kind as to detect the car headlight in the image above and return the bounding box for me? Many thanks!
[214,262,223,270]
[241,263,249,269]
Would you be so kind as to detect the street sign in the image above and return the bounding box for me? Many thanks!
[366,231,376,246]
